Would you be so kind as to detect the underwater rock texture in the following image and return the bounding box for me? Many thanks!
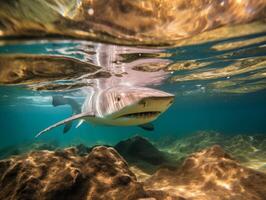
[145,145,266,200]
[156,131,223,154]
[0,141,265,200]
[0,146,148,200]
[115,136,167,166]
[156,131,266,173]
[114,136,172,180]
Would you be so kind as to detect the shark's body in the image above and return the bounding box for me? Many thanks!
[36,86,174,137]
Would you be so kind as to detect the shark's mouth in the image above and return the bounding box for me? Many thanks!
[118,111,161,118]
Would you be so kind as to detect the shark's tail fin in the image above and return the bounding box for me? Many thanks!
[52,96,81,133]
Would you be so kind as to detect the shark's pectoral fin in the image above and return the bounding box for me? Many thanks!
[35,112,95,138]
[138,123,154,131]
[63,122,73,134]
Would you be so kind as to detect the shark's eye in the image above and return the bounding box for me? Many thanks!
[116,96,121,101]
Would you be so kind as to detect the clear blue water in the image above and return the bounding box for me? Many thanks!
[0,27,266,149]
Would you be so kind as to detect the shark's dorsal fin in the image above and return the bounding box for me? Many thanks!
[35,112,95,138]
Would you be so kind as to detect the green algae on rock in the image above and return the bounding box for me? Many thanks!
[155,131,266,173]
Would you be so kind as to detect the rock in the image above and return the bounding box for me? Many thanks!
[75,144,90,156]
[115,136,167,166]
[224,134,266,159]
[1,143,265,200]
[31,141,58,151]
[153,131,226,167]
[155,132,266,172]
[144,145,266,200]
[0,146,149,200]
[160,131,224,153]
[259,164,266,173]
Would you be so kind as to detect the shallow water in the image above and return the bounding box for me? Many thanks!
[0,2,266,199]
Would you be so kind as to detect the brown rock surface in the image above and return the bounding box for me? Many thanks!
[0,146,148,200]
[1,143,265,200]
[115,136,167,166]
[144,145,266,200]
[155,132,266,173]
[115,136,172,178]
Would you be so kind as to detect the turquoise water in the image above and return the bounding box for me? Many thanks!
[0,29,266,149]
[1,2,266,199]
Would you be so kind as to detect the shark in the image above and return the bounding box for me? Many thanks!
[35,86,174,137]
